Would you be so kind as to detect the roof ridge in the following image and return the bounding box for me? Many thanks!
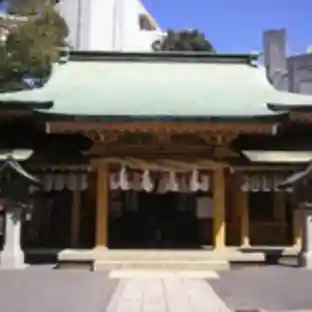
[66,50,259,65]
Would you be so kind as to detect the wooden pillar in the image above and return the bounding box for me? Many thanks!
[274,191,287,243]
[274,192,286,222]
[232,174,250,247]
[213,166,226,249]
[95,163,109,248]
[293,209,303,247]
[70,190,81,247]
[239,189,250,247]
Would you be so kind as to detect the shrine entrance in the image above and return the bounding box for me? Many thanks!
[107,164,213,249]
[109,191,203,249]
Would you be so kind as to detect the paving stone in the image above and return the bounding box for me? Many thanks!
[108,269,220,279]
[117,297,142,312]
[142,280,166,311]
[106,281,127,312]
[164,278,193,312]
[186,279,231,312]
[114,279,145,312]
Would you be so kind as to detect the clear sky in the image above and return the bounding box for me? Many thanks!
[1,0,311,54]
[143,0,312,54]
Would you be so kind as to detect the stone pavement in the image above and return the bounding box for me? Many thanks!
[106,270,229,312]
[1,266,312,312]
[0,267,229,312]
[0,267,118,312]
[209,266,312,312]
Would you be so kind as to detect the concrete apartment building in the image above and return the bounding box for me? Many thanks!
[263,29,312,94]
[56,0,164,51]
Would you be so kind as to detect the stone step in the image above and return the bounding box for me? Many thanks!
[56,261,93,271]
[93,260,229,271]
[91,251,231,261]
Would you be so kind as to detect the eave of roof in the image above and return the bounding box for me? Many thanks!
[67,50,259,64]
[34,113,286,123]
[0,101,53,110]
[268,103,312,112]
[279,162,312,190]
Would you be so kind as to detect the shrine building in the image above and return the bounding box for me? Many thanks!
[1,51,312,268]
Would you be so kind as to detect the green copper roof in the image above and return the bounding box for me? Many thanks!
[1,51,312,119]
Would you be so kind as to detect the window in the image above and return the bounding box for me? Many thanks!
[249,192,274,221]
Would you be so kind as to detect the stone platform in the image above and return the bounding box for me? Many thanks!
[51,247,300,271]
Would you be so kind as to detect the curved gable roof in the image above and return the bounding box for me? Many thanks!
[1,51,312,120]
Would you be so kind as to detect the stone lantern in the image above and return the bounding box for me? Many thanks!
[279,163,312,269]
[0,150,40,269]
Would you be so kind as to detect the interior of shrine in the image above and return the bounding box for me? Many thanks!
[108,191,206,249]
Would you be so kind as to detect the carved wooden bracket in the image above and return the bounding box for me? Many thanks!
[151,132,172,145]
[83,130,120,144]
[213,146,238,158]
[199,132,238,146]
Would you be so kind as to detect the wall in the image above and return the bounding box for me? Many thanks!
[263,29,288,91]
[57,0,163,52]
[288,54,312,94]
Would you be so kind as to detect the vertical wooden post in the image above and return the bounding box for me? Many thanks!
[95,163,109,249]
[239,189,250,247]
[232,174,250,247]
[70,190,81,247]
[274,192,286,221]
[213,166,226,249]
[274,191,287,243]
[293,209,303,247]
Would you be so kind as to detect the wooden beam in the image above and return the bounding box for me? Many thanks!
[47,121,275,134]
[90,157,225,170]
[85,144,216,157]
[290,112,312,122]
[231,166,298,172]
[29,165,92,171]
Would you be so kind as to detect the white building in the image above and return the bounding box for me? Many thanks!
[263,29,312,94]
[56,0,164,51]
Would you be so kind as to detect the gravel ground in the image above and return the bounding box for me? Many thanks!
[208,266,312,312]
[0,268,118,312]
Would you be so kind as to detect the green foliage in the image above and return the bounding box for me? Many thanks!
[153,29,215,52]
[0,0,68,91]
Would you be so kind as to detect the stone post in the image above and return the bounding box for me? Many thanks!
[0,204,26,269]
[299,209,312,269]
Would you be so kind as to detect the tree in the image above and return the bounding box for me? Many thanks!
[0,0,68,91]
[152,29,215,53]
